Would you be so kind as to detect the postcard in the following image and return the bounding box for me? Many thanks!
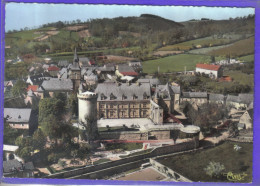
[1,0,259,185]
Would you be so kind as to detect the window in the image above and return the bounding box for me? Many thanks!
[110,104,113,109]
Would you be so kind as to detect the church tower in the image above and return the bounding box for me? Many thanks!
[69,48,81,90]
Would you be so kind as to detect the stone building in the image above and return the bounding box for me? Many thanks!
[180,92,208,107]
[4,108,37,134]
[95,82,151,119]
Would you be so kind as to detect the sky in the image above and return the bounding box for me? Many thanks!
[5,3,255,32]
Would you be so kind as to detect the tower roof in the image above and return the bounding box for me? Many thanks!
[73,48,79,63]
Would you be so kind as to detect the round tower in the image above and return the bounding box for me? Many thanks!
[77,91,98,124]
[77,91,98,142]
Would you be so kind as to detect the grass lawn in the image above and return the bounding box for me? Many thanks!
[224,70,254,87]
[158,34,243,51]
[105,143,143,151]
[142,54,211,74]
[158,141,253,183]
[238,54,254,63]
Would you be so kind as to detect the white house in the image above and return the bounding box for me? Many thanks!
[196,64,222,79]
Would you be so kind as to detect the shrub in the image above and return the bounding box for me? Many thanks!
[204,161,225,178]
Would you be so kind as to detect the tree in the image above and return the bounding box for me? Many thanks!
[32,129,46,150]
[204,161,225,178]
[83,115,99,144]
[38,98,65,123]
[3,121,20,145]
[40,114,62,144]
[67,93,78,116]
[58,159,67,168]
[11,80,27,97]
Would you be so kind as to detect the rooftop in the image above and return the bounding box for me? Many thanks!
[41,78,73,91]
[95,82,151,101]
[4,108,32,123]
[196,64,221,71]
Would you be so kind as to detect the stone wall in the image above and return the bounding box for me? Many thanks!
[47,139,198,179]
[99,131,148,140]
[150,158,192,182]
[99,130,171,140]
[149,130,170,140]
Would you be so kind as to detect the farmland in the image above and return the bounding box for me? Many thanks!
[208,36,254,57]
[142,54,211,74]
[238,54,254,63]
[157,34,247,51]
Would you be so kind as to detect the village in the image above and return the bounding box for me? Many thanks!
[2,5,255,183]
[3,47,253,182]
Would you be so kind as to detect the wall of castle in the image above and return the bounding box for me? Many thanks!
[47,139,198,179]
[149,130,170,140]
[99,131,148,140]
[98,101,150,119]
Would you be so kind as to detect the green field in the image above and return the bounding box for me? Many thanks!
[238,55,254,63]
[158,141,253,183]
[224,70,254,87]
[158,34,244,51]
[142,54,211,74]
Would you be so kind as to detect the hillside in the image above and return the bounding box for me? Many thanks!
[5,14,254,63]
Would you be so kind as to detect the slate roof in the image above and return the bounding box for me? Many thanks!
[95,83,151,101]
[58,60,69,67]
[182,92,208,98]
[41,78,73,91]
[3,159,23,173]
[226,94,254,105]
[196,64,221,71]
[171,85,181,94]
[96,66,115,72]
[24,162,35,170]
[247,109,253,119]
[239,94,254,105]
[209,93,225,101]
[137,78,160,86]
[4,108,32,123]
[226,95,240,103]
[58,68,68,79]
[155,83,172,100]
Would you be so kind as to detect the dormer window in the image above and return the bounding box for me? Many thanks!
[133,94,138,100]
[122,94,127,100]
[110,93,116,100]
[143,92,148,99]
[101,93,105,100]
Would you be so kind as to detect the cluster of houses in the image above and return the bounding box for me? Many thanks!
[3,49,254,177]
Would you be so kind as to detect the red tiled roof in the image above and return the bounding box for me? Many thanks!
[196,64,221,71]
[47,66,60,71]
[121,72,139,76]
[89,60,95,65]
[219,76,232,82]
[27,85,38,92]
